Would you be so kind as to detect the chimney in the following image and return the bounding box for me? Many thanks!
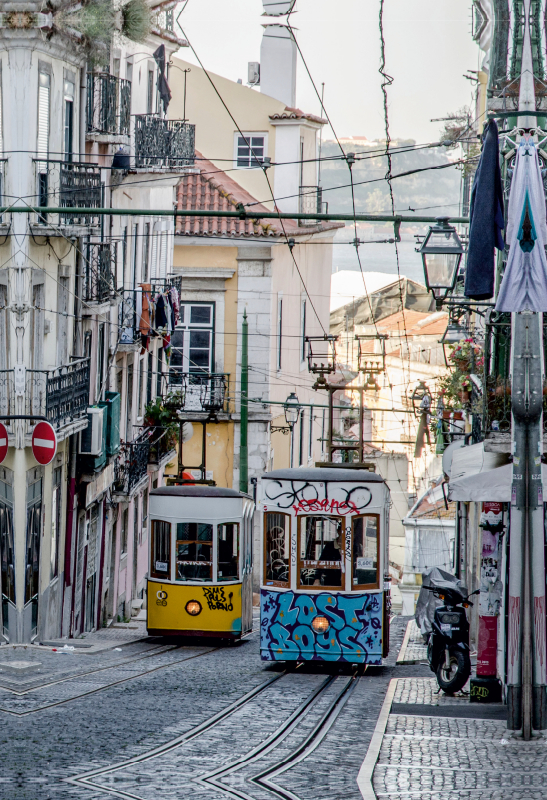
[260,24,297,107]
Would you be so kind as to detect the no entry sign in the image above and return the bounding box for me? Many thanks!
[32,421,57,465]
[0,422,7,464]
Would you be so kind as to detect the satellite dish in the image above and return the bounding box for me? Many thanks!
[262,0,296,16]
[182,422,194,443]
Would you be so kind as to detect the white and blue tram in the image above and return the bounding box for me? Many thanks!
[259,468,391,664]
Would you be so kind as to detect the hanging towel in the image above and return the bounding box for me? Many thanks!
[464,120,505,300]
[170,287,180,326]
[139,283,151,335]
[155,293,169,328]
[153,45,172,114]
[496,136,547,312]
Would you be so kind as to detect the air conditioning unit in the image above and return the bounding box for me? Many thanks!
[248,62,260,86]
[80,407,105,456]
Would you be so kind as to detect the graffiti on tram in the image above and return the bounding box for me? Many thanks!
[263,480,373,514]
[203,587,234,612]
[260,589,383,663]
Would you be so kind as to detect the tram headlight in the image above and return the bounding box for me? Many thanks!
[312,615,329,633]
[185,600,202,616]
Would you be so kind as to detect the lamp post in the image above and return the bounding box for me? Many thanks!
[284,392,301,468]
[419,217,463,310]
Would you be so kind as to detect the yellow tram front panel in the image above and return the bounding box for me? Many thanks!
[147,580,243,635]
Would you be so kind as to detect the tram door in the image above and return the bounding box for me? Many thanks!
[240,503,253,635]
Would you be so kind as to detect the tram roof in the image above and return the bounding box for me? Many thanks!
[150,486,248,498]
[263,468,385,483]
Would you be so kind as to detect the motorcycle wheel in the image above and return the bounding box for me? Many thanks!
[436,648,471,694]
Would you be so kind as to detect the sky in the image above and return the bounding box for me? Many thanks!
[175,0,481,144]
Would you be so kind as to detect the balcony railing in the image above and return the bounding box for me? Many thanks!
[0,359,90,431]
[299,185,323,227]
[164,373,229,417]
[140,425,177,465]
[480,311,512,439]
[34,159,102,227]
[119,278,183,343]
[134,115,195,169]
[113,429,150,495]
[86,73,131,138]
[84,241,118,303]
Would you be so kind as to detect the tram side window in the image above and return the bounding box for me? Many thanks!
[176,523,212,582]
[352,515,379,588]
[264,512,290,586]
[299,516,343,589]
[151,520,171,579]
[217,523,239,581]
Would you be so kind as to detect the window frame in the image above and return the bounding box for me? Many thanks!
[233,132,268,169]
[175,521,213,583]
[217,521,240,583]
[297,514,344,592]
[170,301,216,381]
[263,511,291,588]
[150,519,171,579]
[351,513,380,590]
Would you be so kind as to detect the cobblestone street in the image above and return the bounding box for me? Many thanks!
[0,615,424,800]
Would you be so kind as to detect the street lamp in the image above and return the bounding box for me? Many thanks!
[419,217,463,310]
[411,381,432,417]
[284,392,301,429]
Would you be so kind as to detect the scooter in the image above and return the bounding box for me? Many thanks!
[424,584,479,694]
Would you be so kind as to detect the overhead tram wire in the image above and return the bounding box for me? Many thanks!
[176,22,327,335]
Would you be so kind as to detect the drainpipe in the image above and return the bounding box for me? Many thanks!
[239,309,248,494]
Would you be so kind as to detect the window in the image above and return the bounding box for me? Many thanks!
[96,323,105,402]
[151,519,171,578]
[131,223,138,288]
[308,407,314,460]
[147,69,155,114]
[138,357,144,418]
[25,480,42,603]
[170,303,215,382]
[64,79,75,161]
[0,480,15,607]
[37,70,50,219]
[235,133,267,168]
[121,507,129,554]
[217,523,239,582]
[352,515,379,589]
[147,351,153,404]
[51,468,61,580]
[264,512,290,587]
[299,410,305,466]
[298,515,343,590]
[301,299,307,361]
[175,522,212,582]
[277,295,283,370]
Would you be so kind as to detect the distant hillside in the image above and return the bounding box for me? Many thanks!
[318,138,461,219]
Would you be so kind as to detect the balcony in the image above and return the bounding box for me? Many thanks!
[86,73,131,140]
[164,373,229,419]
[113,429,150,496]
[33,159,102,228]
[299,185,323,227]
[84,241,118,303]
[118,278,183,345]
[134,115,195,170]
[0,359,90,434]
[143,425,177,466]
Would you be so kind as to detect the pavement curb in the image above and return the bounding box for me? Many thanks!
[396,619,413,664]
[356,677,397,800]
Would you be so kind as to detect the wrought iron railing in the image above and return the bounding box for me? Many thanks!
[134,115,195,169]
[299,185,323,227]
[113,429,150,495]
[0,359,90,430]
[118,279,183,343]
[34,159,102,226]
[86,73,131,137]
[140,425,177,465]
[84,241,118,303]
[164,373,229,416]
[481,311,512,438]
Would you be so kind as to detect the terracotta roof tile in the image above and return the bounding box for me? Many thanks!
[269,107,327,125]
[176,153,341,238]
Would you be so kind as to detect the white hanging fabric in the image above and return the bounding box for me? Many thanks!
[496,135,547,312]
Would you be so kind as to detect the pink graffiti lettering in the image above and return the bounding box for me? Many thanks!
[292,498,359,515]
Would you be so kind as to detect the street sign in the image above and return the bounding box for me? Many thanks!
[32,421,57,465]
[0,422,7,464]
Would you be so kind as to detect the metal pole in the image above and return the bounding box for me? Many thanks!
[239,309,248,494]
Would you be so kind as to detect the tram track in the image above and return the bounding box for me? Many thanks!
[0,645,220,716]
[67,665,366,800]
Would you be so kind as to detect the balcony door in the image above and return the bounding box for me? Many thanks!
[170,303,215,409]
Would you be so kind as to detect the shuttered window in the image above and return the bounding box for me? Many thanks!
[37,71,50,161]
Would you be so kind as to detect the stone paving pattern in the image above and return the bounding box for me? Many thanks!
[397,619,428,664]
[0,614,426,799]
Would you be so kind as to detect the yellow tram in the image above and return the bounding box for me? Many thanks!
[147,486,254,639]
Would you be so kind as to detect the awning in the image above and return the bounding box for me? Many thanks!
[448,443,512,502]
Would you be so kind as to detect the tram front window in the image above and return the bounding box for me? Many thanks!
[264,512,289,586]
[151,520,171,579]
[176,522,212,582]
[352,515,379,588]
[299,516,343,589]
[218,523,239,581]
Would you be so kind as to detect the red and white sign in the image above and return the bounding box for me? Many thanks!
[0,422,7,464]
[32,421,57,465]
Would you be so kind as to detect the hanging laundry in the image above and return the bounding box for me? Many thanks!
[464,119,505,300]
[496,136,547,312]
[139,283,151,336]
[163,333,172,365]
[155,292,169,328]
[140,334,150,355]
[170,286,180,326]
